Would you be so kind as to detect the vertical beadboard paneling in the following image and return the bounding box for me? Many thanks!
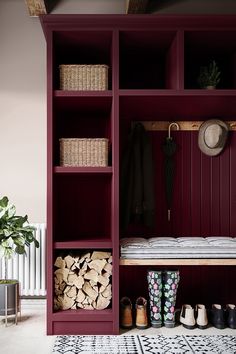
[165,132,235,237]
[181,132,192,236]
[220,145,230,236]
[122,130,235,237]
[201,153,211,236]
[157,131,170,236]
[171,131,183,236]
[230,133,236,236]
[152,131,163,235]
[211,156,220,235]
[190,132,201,236]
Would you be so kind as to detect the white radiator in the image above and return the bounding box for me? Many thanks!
[0,223,46,296]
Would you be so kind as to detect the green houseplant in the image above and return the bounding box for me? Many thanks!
[0,196,39,317]
[197,60,221,89]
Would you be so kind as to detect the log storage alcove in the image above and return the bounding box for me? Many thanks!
[54,251,112,311]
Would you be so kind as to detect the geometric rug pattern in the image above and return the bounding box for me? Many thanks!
[53,335,236,354]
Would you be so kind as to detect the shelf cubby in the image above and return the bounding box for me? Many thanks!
[53,247,113,335]
[184,30,236,89]
[119,30,179,89]
[53,174,112,243]
[53,30,113,90]
[53,95,112,166]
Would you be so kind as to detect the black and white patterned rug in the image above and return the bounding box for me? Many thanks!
[53,335,236,354]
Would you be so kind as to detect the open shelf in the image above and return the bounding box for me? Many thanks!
[119,30,179,89]
[185,30,236,89]
[53,30,113,90]
[53,174,112,242]
[53,95,112,166]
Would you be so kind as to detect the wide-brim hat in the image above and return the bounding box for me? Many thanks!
[198,119,229,156]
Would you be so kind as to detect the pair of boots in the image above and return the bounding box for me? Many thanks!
[147,270,180,328]
[120,296,148,329]
[211,304,236,329]
[180,304,208,329]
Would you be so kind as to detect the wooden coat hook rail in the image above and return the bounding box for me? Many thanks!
[138,121,236,131]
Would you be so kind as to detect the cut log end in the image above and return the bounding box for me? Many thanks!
[54,252,112,311]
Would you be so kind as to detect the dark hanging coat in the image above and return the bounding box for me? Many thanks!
[120,122,155,230]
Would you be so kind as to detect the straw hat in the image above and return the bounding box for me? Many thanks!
[198,119,229,156]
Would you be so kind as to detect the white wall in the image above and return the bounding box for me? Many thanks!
[0,0,125,223]
[0,0,236,223]
[0,1,46,223]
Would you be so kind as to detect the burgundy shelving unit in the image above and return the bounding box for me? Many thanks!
[41,14,236,335]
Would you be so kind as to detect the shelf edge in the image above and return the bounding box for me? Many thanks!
[54,240,113,249]
[120,258,236,266]
[54,166,113,174]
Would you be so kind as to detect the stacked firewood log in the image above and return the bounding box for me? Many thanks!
[54,251,112,310]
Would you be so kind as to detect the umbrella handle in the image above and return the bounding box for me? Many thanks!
[168,122,180,139]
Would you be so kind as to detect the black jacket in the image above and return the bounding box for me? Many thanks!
[120,122,155,230]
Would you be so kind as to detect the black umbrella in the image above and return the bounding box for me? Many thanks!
[162,123,179,221]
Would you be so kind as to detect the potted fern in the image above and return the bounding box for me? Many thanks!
[197,60,221,89]
[0,196,39,318]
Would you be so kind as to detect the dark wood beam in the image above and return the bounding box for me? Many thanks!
[126,0,149,14]
[25,0,47,16]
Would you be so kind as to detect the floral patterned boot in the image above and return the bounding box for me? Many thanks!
[162,270,180,328]
[147,270,162,328]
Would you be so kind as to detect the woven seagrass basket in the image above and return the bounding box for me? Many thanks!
[60,138,109,167]
[59,64,109,91]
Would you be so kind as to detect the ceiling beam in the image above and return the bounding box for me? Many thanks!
[126,0,149,14]
[25,0,47,16]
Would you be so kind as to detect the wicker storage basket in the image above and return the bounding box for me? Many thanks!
[60,138,109,167]
[59,64,109,91]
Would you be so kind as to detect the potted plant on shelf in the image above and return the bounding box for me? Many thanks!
[0,196,39,320]
[197,60,221,89]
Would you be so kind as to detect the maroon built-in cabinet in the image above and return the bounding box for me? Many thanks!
[40,15,236,335]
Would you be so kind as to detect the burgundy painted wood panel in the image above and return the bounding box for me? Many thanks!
[119,94,236,121]
[211,156,220,235]
[111,29,120,334]
[181,132,191,236]
[220,145,230,235]
[53,321,114,335]
[230,133,236,236]
[120,129,236,238]
[201,151,211,236]
[190,132,201,236]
